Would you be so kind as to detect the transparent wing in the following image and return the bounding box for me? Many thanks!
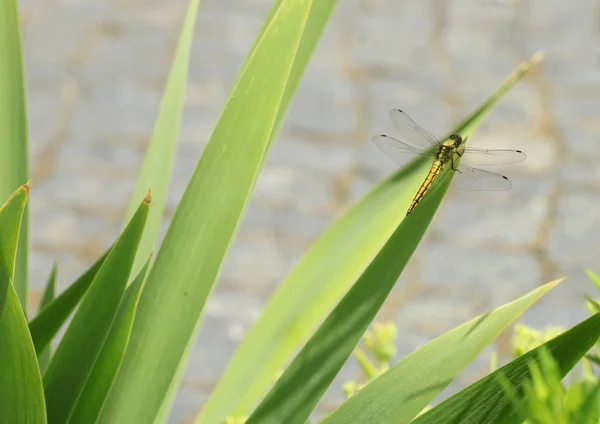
[461,147,527,166]
[372,134,434,166]
[450,164,512,191]
[388,109,441,148]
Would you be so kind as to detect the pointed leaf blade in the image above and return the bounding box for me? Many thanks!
[322,280,561,424]
[0,183,46,423]
[42,194,151,424]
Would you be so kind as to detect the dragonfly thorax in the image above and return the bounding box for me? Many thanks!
[443,134,463,149]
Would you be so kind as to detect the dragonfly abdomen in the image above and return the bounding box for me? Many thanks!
[407,160,443,215]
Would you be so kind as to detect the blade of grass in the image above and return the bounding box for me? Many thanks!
[321,280,561,424]
[28,247,111,354]
[412,313,600,424]
[0,182,46,423]
[123,0,200,280]
[97,2,339,423]
[37,263,57,373]
[67,255,152,424]
[586,269,600,293]
[0,0,29,312]
[42,193,151,424]
[199,52,544,422]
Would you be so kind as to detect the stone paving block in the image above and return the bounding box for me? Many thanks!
[347,173,378,204]
[28,249,91,295]
[75,22,171,85]
[182,291,265,385]
[29,198,108,249]
[167,387,206,424]
[418,243,541,302]
[253,164,336,213]
[548,193,600,268]
[218,237,306,292]
[393,291,487,338]
[27,88,64,160]
[268,137,356,175]
[55,139,142,176]
[519,282,592,330]
[433,176,551,248]
[352,1,438,71]
[34,173,135,211]
[560,158,600,190]
[286,72,357,135]
[21,4,110,89]
[553,94,600,159]
[240,204,334,242]
[178,103,221,148]
[67,81,162,138]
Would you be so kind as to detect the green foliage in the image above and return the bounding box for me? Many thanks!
[37,264,57,374]
[0,0,596,423]
[512,324,566,358]
[0,183,46,423]
[500,348,600,424]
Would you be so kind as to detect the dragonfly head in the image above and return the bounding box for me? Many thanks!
[448,134,463,148]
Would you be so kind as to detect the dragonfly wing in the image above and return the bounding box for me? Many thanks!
[388,109,441,148]
[372,134,432,166]
[461,147,527,166]
[451,165,512,191]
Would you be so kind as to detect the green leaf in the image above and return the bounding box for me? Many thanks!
[0,183,46,423]
[123,0,199,280]
[321,280,560,424]
[579,381,600,424]
[412,312,600,424]
[0,0,29,312]
[67,255,151,424]
[37,263,57,373]
[42,193,151,424]
[585,294,600,314]
[586,354,600,367]
[586,269,600,293]
[246,175,452,424]
[201,52,544,422]
[98,2,338,423]
[28,248,110,355]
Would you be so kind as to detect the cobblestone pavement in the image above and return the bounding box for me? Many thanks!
[19,0,600,421]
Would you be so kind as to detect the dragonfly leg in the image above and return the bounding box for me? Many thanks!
[451,155,459,171]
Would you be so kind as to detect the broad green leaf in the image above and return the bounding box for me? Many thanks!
[321,280,561,424]
[123,0,199,280]
[98,2,339,423]
[28,248,110,354]
[412,312,600,424]
[37,263,57,373]
[67,256,151,424]
[0,183,46,423]
[43,193,150,424]
[246,174,453,424]
[201,52,545,422]
[0,0,29,311]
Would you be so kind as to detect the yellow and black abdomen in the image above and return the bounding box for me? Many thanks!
[406,159,443,215]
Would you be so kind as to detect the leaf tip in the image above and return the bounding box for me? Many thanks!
[547,277,567,289]
[23,179,33,193]
[144,189,152,204]
[531,51,545,65]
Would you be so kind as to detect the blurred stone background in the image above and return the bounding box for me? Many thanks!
[18,0,600,421]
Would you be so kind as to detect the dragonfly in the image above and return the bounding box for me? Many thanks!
[373,109,527,215]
